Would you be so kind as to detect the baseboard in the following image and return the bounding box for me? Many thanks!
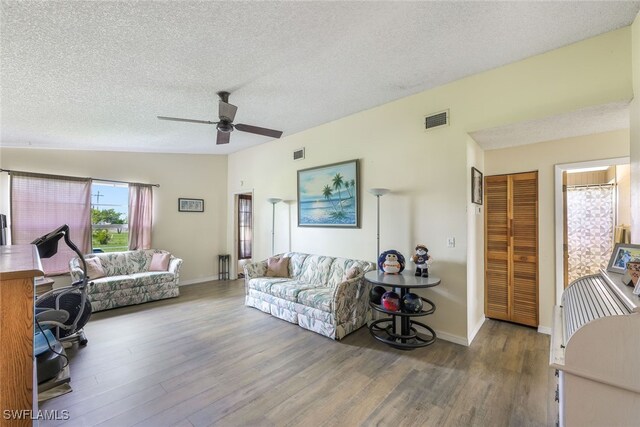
[467,316,486,345]
[179,276,218,286]
[537,325,551,335]
[434,330,469,347]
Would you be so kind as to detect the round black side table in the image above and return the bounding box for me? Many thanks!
[364,270,441,350]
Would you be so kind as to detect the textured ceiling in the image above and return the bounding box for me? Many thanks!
[1,1,639,155]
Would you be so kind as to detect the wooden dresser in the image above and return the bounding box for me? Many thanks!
[0,245,43,426]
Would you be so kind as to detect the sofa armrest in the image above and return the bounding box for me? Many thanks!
[169,256,183,284]
[69,258,84,282]
[243,260,268,280]
[243,260,268,294]
[332,269,372,326]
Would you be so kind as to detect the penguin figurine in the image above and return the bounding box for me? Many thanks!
[411,244,431,277]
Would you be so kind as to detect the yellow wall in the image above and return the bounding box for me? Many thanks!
[484,130,630,329]
[0,148,228,284]
[617,164,631,227]
[228,28,632,343]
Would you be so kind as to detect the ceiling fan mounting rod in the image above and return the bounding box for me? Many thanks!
[217,91,230,103]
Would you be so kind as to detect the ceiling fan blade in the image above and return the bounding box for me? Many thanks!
[235,123,283,139]
[157,116,216,125]
[218,101,238,122]
[216,130,231,145]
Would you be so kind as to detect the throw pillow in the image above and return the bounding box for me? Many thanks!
[343,266,362,281]
[265,257,290,278]
[150,252,171,271]
[85,257,106,279]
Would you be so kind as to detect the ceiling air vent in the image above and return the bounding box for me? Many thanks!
[293,148,305,161]
[425,110,449,131]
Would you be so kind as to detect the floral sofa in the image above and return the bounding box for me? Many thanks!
[70,249,182,312]
[244,252,374,340]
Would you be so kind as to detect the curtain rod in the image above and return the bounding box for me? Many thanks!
[0,168,160,188]
[566,183,614,189]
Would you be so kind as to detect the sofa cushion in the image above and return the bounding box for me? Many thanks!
[247,277,290,294]
[282,252,309,278]
[297,288,333,312]
[129,272,175,287]
[298,255,335,285]
[89,275,135,294]
[150,252,171,271]
[269,280,318,302]
[326,258,371,287]
[265,256,290,277]
[85,257,106,280]
[92,252,132,276]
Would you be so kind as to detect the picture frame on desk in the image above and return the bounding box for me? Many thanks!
[607,243,640,274]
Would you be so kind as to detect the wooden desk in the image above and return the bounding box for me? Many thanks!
[0,245,42,426]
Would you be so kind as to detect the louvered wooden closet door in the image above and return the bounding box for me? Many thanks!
[485,171,538,327]
[485,175,510,321]
[510,172,538,327]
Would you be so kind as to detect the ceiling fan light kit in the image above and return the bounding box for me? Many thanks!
[157,91,283,145]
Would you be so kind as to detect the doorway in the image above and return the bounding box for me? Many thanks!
[554,157,631,302]
[235,193,253,279]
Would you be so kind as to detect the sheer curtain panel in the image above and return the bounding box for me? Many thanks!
[128,183,153,250]
[10,172,91,275]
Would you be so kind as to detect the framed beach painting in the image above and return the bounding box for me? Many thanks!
[297,159,360,228]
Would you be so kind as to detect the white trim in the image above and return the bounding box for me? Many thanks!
[434,329,469,346]
[467,316,486,345]
[179,276,218,286]
[554,157,629,305]
[538,325,552,335]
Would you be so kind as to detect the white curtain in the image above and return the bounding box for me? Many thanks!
[10,172,92,275]
[567,184,615,283]
[128,183,153,250]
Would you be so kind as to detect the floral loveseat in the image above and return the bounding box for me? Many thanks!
[244,252,374,340]
[70,249,182,312]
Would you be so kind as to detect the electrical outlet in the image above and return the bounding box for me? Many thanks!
[447,237,455,248]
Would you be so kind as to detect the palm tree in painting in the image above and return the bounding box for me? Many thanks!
[344,181,352,198]
[322,185,339,213]
[350,179,355,195]
[332,173,345,208]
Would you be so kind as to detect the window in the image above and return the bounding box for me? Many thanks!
[91,182,129,253]
[10,172,91,275]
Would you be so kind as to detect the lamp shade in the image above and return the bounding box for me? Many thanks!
[368,188,390,197]
[267,198,282,204]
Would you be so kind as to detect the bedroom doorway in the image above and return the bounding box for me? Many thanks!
[235,193,253,278]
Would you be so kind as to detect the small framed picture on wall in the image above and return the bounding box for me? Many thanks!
[178,198,204,212]
[471,167,483,205]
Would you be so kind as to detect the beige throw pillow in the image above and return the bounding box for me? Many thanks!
[150,252,171,271]
[85,257,106,279]
[265,257,290,278]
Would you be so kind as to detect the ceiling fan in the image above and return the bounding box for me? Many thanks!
[157,92,283,145]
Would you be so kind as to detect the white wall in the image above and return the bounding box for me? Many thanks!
[0,148,228,284]
[484,130,630,330]
[466,137,485,342]
[228,28,633,344]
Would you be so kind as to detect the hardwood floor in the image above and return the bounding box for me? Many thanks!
[41,281,556,426]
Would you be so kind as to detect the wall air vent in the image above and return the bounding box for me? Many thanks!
[293,148,305,161]
[425,110,449,131]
